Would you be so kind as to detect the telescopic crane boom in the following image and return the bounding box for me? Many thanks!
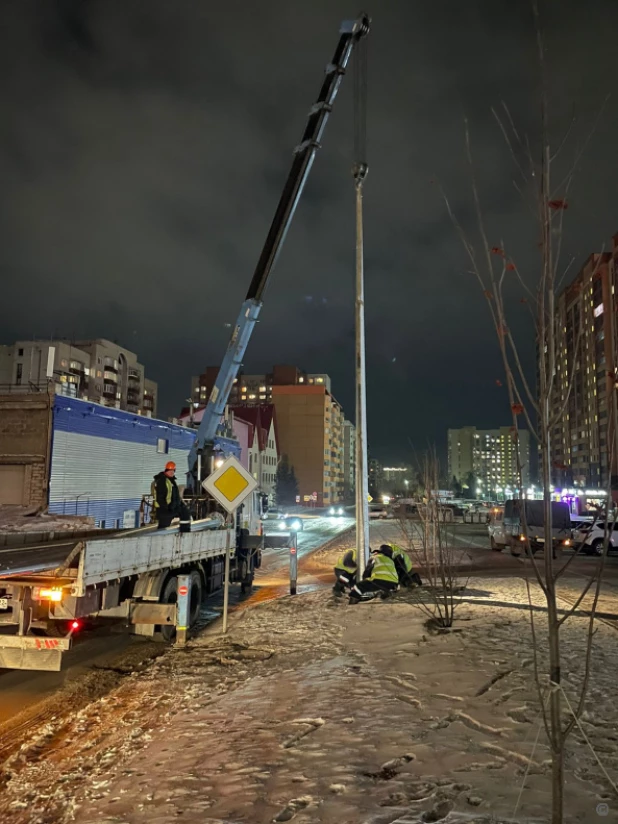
[187,13,370,488]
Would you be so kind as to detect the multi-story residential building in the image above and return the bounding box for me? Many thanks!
[343,420,356,500]
[230,406,278,502]
[0,338,157,417]
[549,237,618,488]
[270,383,344,506]
[368,457,383,497]
[191,364,331,408]
[447,426,530,494]
[189,365,346,505]
[382,466,413,495]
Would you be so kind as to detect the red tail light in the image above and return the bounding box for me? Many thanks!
[70,620,80,631]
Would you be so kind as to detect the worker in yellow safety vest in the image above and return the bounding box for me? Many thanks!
[151,461,191,532]
[333,547,358,595]
[349,545,399,603]
[389,544,423,587]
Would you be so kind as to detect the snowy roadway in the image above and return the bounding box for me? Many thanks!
[0,513,355,726]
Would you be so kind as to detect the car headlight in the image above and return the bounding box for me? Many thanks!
[329,508,335,515]
[278,521,286,530]
[337,508,344,515]
[292,520,301,531]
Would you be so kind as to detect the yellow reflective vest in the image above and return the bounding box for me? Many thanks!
[391,544,413,573]
[337,549,357,573]
[151,475,173,509]
[368,553,399,584]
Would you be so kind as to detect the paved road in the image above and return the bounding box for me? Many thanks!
[0,514,354,725]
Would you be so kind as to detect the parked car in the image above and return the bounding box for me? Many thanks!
[572,521,618,555]
[502,499,572,555]
[488,506,506,551]
[368,504,393,520]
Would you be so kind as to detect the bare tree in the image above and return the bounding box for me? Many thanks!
[397,453,469,628]
[442,4,613,821]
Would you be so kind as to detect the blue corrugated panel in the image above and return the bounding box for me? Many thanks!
[49,397,241,528]
[53,395,196,450]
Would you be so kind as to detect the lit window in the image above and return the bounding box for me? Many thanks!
[316,377,324,383]
[249,394,256,400]
[299,377,304,383]
[260,386,266,392]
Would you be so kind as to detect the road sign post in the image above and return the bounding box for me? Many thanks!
[222,511,234,634]
[175,573,191,647]
[289,531,298,595]
[202,456,257,636]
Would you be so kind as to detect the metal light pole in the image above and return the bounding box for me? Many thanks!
[353,20,369,577]
[354,173,370,577]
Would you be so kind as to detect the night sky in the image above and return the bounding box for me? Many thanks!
[2,1,617,465]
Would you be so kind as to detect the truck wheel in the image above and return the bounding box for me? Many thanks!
[490,537,501,552]
[160,576,178,642]
[189,570,203,626]
[241,571,254,595]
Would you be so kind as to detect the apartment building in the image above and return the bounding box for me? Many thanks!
[343,420,356,500]
[549,236,618,487]
[0,338,157,417]
[448,426,530,494]
[270,384,344,506]
[191,364,331,407]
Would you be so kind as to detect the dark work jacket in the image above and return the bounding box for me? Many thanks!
[153,472,181,514]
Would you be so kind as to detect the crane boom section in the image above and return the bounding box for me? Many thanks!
[189,15,370,480]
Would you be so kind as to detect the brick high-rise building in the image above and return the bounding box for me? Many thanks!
[191,364,331,408]
[271,383,344,506]
[549,235,618,488]
[189,365,346,505]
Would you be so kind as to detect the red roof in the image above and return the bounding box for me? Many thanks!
[230,404,277,452]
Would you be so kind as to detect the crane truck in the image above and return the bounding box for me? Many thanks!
[0,14,370,671]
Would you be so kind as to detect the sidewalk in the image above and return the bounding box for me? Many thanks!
[1,561,617,823]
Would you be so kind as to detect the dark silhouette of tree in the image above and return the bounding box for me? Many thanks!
[276,455,299,506]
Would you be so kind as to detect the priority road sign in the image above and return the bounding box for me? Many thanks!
[367,494,373,503]
[203,455,257,513]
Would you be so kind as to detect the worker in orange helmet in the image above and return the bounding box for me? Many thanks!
[151,461,191,532]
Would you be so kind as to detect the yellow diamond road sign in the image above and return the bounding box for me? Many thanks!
[203,455,258,513]
[367,494,373,503]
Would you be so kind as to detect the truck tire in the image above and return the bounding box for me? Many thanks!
[160,576,178,642]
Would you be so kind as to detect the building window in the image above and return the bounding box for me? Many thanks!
[17,348,24,357]
[157,438,169,454]
[15,363,23,385]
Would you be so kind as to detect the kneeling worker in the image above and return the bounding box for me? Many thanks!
[349,545,399,603]
[333,547,357,595]
[390,544,423,587]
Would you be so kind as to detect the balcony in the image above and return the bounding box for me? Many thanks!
[104,357,118,371]
[128,369,141,382]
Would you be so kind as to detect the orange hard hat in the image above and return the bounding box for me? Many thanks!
[165,461,176,471]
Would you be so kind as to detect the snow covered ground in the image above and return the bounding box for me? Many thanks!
[0,541,617,823]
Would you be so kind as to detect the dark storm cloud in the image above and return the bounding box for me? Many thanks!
[1,0,617,465]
